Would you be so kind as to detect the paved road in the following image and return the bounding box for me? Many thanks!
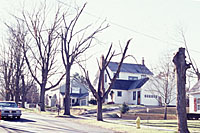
[0,112,113,133]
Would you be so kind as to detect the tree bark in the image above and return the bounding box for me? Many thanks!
[15,74,20,104]
[40,84,46,111]
[97,99,103,121]
[173,48,189,133]
[164,103,167,120]
[64,67,71,115]
[21,75,26,108]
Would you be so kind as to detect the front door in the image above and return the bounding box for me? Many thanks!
[137,91,141,105]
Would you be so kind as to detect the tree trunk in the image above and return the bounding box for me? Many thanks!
[164,103,167,120]
[15,72,20,104]
[173,48,189,133]
[64,68,71,115]
[97,98,103,121]
[21,75,26,108]
[5,87,10,101]
[40,84,46,111]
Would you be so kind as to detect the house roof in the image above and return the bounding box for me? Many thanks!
[111,78,149,90]
[189,80,200,94]
[60,92,88,98]
[108,62,153,75]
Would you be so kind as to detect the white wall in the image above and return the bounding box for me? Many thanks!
[141,89,159,106]
[113,90,129,104]
[116,72,143,80]
[141,79,176,106]
[189,93,200,113]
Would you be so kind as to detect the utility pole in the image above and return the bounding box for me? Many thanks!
[173,48,190,133]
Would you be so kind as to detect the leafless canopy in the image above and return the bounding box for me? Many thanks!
[79,39,131,121]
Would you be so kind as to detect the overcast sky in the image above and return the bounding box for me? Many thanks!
[1,0,200,80]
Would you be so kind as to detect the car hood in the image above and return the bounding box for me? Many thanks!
[0,107,21,111]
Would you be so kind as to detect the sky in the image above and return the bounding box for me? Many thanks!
[0,0,200,82]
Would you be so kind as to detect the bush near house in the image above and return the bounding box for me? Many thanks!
[120,103,129,114]
[88,99,97,105]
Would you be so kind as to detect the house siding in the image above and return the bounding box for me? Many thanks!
[189,93,200,113]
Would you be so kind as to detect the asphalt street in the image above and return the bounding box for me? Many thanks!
[0,111,113,133]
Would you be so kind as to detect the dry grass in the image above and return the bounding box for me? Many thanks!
[73,118,173,133]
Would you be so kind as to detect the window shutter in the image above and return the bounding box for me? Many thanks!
[194,98,197,112]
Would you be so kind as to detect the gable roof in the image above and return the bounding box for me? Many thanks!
[108,62,153,75]
[60,92,88,98]
[54,78,89,93]
[189,80,200,94]
[111,78,149,90]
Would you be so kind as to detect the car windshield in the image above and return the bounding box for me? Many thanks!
[0,102,18,108]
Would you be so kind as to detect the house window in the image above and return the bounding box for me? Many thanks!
[197,98,200,110]
[128,76,138,80]
[72,99,75,104]
[133,91,136,100]
[141,75,146,79]
[72,87,80,94]
[117,91,122,97]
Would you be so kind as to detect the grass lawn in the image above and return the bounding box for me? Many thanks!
[72,104,142,110]
[22,105,200,133]
[73,118,174,133]
[117,119,200,133]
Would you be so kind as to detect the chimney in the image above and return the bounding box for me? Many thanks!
[142,57,145,65]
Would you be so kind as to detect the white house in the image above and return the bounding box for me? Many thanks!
[46,78,89,107]
[103,61,153,105]
[91,60,176,106]
[188,80,200,113]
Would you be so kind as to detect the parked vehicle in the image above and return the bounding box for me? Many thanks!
[187,113,200,120]
[0,101,22,119]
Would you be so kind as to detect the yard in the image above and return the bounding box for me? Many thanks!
[23,104,200,132]
[70,104,200,132]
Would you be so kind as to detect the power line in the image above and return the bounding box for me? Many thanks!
[58,0,200,54]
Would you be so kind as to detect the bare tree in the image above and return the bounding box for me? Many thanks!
[21,73,35,108]
[0,45,15,101]
[21,4,65,111]
[72,72,88,88]
[6,21,28,104]
[80,39,131,121]
[178,29,200,81]
[60,3,109,115]
[147,56,176,120]
[173,48,190,133]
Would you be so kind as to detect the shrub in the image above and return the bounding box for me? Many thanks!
[106,113,120,118]
[88,99,97,105]
[107,102,115,104]
[120,103,129,114]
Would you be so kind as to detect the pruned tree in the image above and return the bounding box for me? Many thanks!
[146,55,176,120]
[80,39,131,121]
[173,48,190,133]
[178,28,200,81]
[60,3,109,115]
[21,3,65,111]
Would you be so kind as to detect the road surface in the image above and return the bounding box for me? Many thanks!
[0,111,113,133]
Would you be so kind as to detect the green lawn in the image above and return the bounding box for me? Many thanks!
[72,104,143,110]
[116,119,200,132]
[22,107,200,133]
[74,118,174,133]
[23,105,200,133]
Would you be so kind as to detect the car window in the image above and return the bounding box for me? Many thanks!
[0,102,18,108]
